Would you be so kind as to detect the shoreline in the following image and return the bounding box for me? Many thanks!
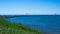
[0,15,58,18]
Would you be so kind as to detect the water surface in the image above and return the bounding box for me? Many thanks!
[6,15,60,34]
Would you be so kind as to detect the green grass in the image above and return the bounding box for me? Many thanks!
[0,17,45,34]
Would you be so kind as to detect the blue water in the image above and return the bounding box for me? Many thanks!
[6,15,60,34]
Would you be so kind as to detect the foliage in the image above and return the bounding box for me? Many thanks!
[0,18,45,34]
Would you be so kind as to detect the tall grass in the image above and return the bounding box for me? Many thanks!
[0,18,45,34]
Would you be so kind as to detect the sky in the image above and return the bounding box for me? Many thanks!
[0,0,60,15]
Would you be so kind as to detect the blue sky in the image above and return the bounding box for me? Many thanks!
[0,0,60,15]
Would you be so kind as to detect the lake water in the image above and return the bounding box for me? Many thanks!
[6,15,60,34]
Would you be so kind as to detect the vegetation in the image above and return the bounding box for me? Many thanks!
[0,17,45,34]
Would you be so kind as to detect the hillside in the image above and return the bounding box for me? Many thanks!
[0,17,45,34]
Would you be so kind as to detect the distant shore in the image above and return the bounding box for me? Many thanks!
[0,15,59,18]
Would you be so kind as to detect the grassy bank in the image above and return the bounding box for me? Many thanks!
[0,17,45,34]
